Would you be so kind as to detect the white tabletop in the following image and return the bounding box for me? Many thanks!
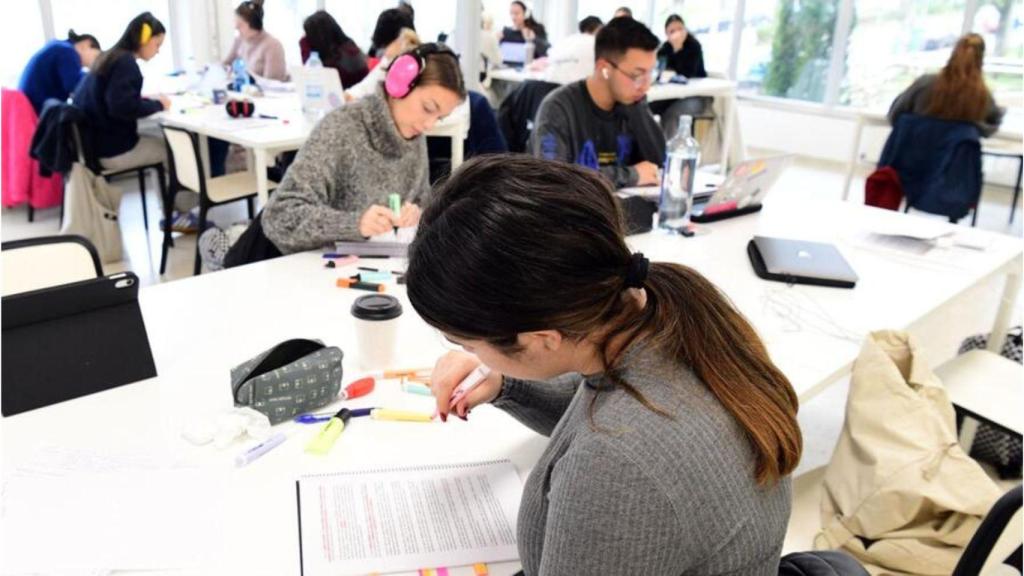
[488,67,736,104]
[2,197,1020,575]
[159,94,471,153]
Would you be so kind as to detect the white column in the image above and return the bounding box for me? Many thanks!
[39,0,55,42]
[727,0,745,81]
[456,0,483,93]
[823,0,855,107]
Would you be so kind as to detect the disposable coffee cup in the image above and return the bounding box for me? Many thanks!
[351,294,403,370]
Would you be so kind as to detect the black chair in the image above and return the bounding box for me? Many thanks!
[497,80,561,153]
[162,125,267,275]
[1,235,102,296]
[71,118,165,233]
[953,485,1023,575]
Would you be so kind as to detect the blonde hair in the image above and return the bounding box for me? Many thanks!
[925,33,991,123]
[397,28,420,52]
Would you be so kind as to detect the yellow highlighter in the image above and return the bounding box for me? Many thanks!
[370,408,434,423]
[305,408,352,455]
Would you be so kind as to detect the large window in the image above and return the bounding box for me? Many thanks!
[50,0,176,76]
[738,0,838,103]
[842,0,967,110]
[576,1,650,28]
[652,0,736,75]
[974,0,1024,110]
[0,1,45,87]
[263,0,319,67]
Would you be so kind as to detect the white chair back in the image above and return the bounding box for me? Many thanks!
[162,127,202,194]
[2,236,102,296]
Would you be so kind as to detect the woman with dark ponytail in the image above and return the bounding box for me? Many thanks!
[19,29,101,113]
[73,12,169,173]
[222,0,288,81]
[500,1,550,58]
[407,154,801,574]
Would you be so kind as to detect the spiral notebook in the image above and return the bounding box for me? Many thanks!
[296,459,522,576]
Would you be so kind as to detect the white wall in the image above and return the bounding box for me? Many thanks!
[738,99,1023,188]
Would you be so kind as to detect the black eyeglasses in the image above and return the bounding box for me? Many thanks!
[607,60,656,88]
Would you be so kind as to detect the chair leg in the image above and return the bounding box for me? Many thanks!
[194,203,207,275]
[247,196,255,219]
[27,205,34,223]
[972,204,979,227]
[1011,156,1022,225]
[160,181,175,276]
[137,170,149,231]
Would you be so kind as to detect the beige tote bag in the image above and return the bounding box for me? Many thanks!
[816,331,1001,575]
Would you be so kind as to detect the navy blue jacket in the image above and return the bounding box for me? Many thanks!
[19,40,85,114]
[72,52,163,159]
[879,113,982,222]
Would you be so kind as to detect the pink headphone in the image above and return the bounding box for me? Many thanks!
[385,43,458,99]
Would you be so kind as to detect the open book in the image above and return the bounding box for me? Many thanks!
[296,459,522,575]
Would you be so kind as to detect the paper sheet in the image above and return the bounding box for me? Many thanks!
[297,460,522,576]
[2,447,223,573]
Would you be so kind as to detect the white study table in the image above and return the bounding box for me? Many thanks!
[840,108,1024,206]
[157,93,471,206]
[488,68,742,173]
[2,196,1020,575]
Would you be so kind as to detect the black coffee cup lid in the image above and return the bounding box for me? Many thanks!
[351,294,403,321]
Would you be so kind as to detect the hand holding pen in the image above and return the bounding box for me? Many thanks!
[429,351,503,422]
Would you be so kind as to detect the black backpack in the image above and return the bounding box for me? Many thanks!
[223,211,282,268]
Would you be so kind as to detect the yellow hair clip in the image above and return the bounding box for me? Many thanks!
[140,23,152,45]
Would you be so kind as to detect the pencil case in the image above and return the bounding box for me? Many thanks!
[231,339,344,425]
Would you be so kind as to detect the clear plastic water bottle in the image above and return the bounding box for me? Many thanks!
[658,115,701,233]
[303,51,326,122]
[231,58,249,92]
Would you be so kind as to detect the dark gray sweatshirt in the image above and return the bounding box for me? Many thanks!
[262,85,430,254]
[529,80,666,188]
[492,345,792,575]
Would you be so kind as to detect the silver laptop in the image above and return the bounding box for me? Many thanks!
[693,154,792,217]
[291,65,345,112]
[752,236,859,286]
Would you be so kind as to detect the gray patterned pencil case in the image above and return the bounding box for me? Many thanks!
[231,339,344,425]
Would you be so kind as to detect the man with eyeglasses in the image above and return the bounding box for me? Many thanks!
[530,17,665,189]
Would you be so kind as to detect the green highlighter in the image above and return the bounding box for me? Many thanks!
[304,408,352,456]
[387,193,401,235]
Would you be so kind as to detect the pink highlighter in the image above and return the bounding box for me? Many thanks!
[448,365,492,410]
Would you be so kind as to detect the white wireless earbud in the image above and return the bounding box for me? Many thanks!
[602,68,610,80]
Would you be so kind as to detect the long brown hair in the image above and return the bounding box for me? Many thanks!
[393,43,466,100]
[407,155,802,485]
[926,33,991,122]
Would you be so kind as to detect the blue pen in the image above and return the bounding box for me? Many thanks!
[295,408,374,424]
[235,432,287,467]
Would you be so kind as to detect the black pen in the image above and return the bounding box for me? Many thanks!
[358,267,403,275]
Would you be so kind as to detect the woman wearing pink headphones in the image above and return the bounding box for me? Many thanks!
[260,44,465,255]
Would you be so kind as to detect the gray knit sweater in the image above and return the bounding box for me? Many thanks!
[262,85,430,254]
[492,345,792,575]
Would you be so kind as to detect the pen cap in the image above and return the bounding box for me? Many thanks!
[351,295,402,370]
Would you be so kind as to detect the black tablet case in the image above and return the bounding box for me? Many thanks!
[2,272,157,416]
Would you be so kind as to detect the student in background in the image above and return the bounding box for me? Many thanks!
[501,1,550,59]
[541,16,603,85]
[407,154,800,575]
[888,33,1004,137]
[260,44,465,254]
[347,28,419,101]
[614,6,633,18]
[368,8,416,63]
[651,14,710,138]
[222,0,288,81]
[300,11,369,89]
[73,12,170,174]
[530,17,665,189]
[19,30,101,114]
